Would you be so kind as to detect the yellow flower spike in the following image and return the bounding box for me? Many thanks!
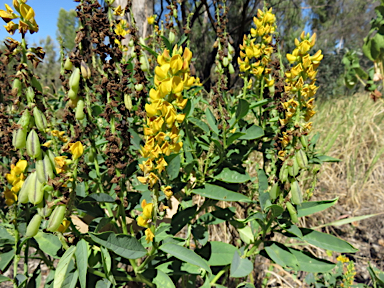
[175,114,185,124]
[298,40,311,54]
[150,117,164,133]
[171,76,184,94]
[164,109,177,129]
[147,172,159,187]
[155,157,168,173]
[57,219,71,233]
[310,50,323,63]
[161,141,171,156]
[302,55,312,69]
[250,28,257,37]
[183,47,193,63]
[286,53,297,64]
[291,63,303,78]
[137,215,149,228]
[139,159,154,175]
[155,132,166,144]
[147,15,156,25]
[69,141,84,160]
[145,228,155,243]
[170,55,183,74]
[162,186,173,198]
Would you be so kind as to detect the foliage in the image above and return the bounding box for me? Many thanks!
[0,0,374,287]
[56,8,78,52]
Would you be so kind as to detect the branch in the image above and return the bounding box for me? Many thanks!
[201,0,216,32]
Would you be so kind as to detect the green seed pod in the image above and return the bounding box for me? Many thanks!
[279,162,289,183]
[33,107,47,132]
[26,129,42,159]
[47,150,57,169]
[18,172,34,204]
[286,202,298,223]
[169,31,176,44]
[124,94,132,110]
[296,149,308,169]
[300,135,308,148]
[28,171,44,205]
[173,9,178,19]
[228,43,235,54]
[140,53,149,72]
[290,180,302,205]
[228,63,235,74]
[36,153,55,183]
[47,205,66,232]
[80,60,91,79]
[43,185,54,192]
[26,87,35,103]
[69,68,81,93]
[25,214,42,237]
[37,191,53,218]
[128,39,134,47]
[223,57,229,67]
[75,99,85,120]
[13,127,27,149]
[64,57,73,70]
[19,110,31,129]
[88,147,95,162]
[269,183,281,201]
[288,156,299,177]
[12,78,22,97]
[68,89,78,100]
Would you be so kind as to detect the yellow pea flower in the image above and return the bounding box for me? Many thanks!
[147,15,156,25]
[57,219,71,233]
[162,186,173,198]
[113,5,124,16]
[69,141,84,160]
[3,21,17,34]
[155,157,168,173]
[137,215,149,228]
[139,159,154,175]
[54,156,67,174]
[0,4,17,23]
[145,228,155,243]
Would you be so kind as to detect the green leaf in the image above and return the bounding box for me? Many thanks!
[166,154,181,180]
[192,224,208,246]
[288,248,335,273]
[0,226,14,247]
[226,132,245,146]
[90,232,147,259]
[75,239,88,288]
[101,246,115,285]
[214,168,251,183]
[53,246,76,288]
[96,279,112,288]
[249,98,272,109]
[313,212,383,229]
[237,283,256,288]
[236,99,250,120]
[139,44,158,57]
[159,243,212,275]
[316,155,341,163]
[32,77,43,93]
[197,241,238,266]
[264,242,299,269]
[34,232,62,258]
[230,251,253,278]
[188,117,210,133]
[170,205,197,235]
[0,249,14,271]
[177,34,188,47]
[192,184,251,202]
[300,228,358,253]
[61,264,78,288]
[239,226,254,244]
[258,169,270,211]
[153,270,176,288]
[297,198,338,217]
[239,125,264,140]
[0,275,11,283]
[161,36,172,52]
[368,262,384,285]
[82,193,115,203]
[205,108,219,134]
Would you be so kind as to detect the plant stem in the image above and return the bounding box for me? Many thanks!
[13,221,19,288]
[210,265,229,285]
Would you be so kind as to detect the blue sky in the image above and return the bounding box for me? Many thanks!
[0,0,78,45]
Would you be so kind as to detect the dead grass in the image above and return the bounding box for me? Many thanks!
[313,93,384,213]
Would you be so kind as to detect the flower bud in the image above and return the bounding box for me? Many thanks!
[12,78,22,97]
[228,63,235,74]
[26,129,42,159]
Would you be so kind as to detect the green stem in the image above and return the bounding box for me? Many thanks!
[210,265,229,285]
[137,243,158,272]
[13,221,19,288]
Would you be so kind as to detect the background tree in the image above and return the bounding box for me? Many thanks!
[56,8,78,52]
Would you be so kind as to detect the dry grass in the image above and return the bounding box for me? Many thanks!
[313,93,384,213]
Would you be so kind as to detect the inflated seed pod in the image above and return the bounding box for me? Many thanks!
[88,147,95,162]
[26,86,35,103]
[47,150,57,169]
[80,60,91,79]
[69,68,81,93]
[64,57,73,70]
[37,191,53,218]
[19,110,31,129]
[36,152,55,183]
[25,214,42,237]
[18,172,34,204]
[26,129,42,159]
[290,180,302,205]
[228,63,235,74]
[288,156,299,177]
[140,53,149,72]
[12,128,27,149]
[135,84,144,91]
[12,78,22,97]
[269,183,281,201]
[75,99,85,120]
[28,171,44,205]
[223,57,229,67]
[295,149,308,169]
[169,31,176,44]
[33,107,47,132]
[286,202,298,224]
[279,162,289,183]
[47,205,66,232]
[124,94,132,110]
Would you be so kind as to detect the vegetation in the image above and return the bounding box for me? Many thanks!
[0,0,383,288]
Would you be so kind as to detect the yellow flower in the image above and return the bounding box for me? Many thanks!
[4,187,17,206]
[145,228,155,243]
[0,4,17,23]
[141,199,153,219]
[54,156,67,174]
[69,141,84,160]
[3,20,17,34]
[57,219,71,233]
[337,255,350,263]
[147,15,156,25]
[155,157,168,173]
[113,5,124,16]
[42,141,52,148]
[139,159,154,175]
[137,215,149,228]
[162,186,173,198]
